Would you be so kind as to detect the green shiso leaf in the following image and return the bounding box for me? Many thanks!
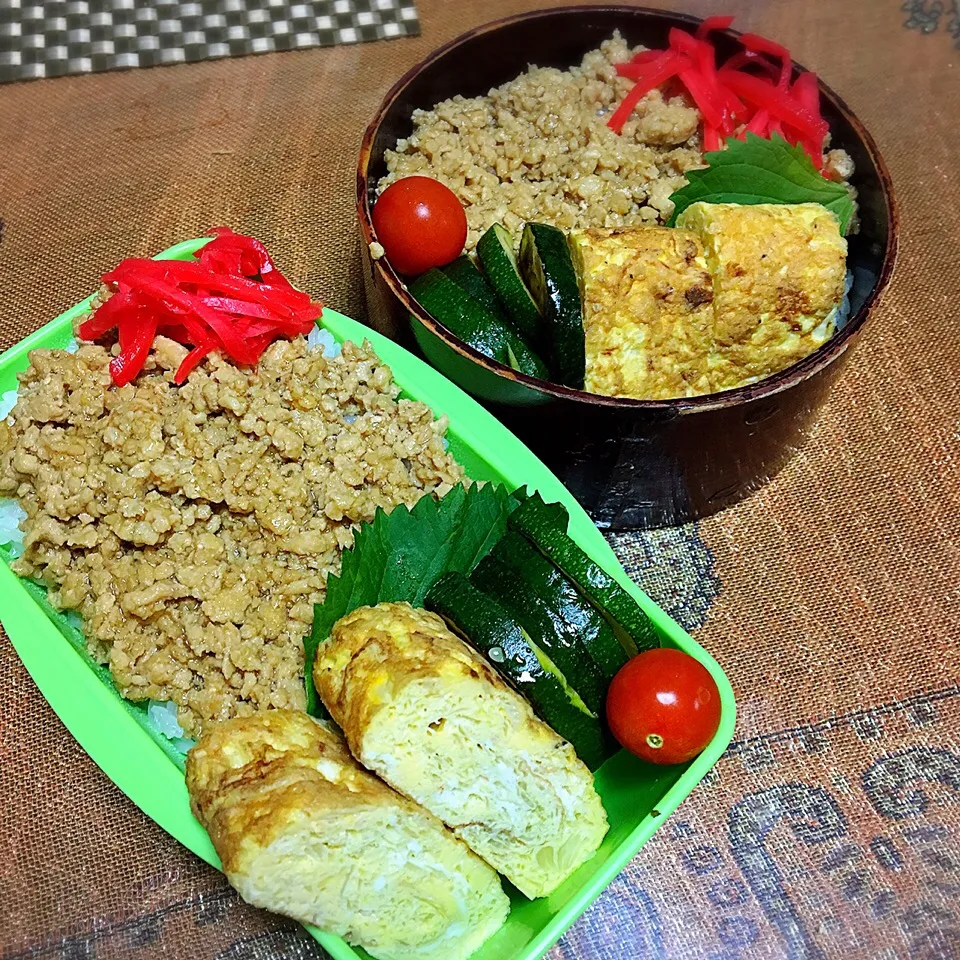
[303,482,520,715]
[667,133,855,234]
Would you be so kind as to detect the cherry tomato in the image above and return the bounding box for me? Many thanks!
[606,648,721,765]
[372,176,467,275]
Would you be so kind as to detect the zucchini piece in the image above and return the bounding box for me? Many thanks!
[519,223,585,388]
[410,269,548,379]
[473,535,608,711]
[425,572,611,770]
[442,255,510,325]
[509,496,660,657]
[476,224,543,344]
[490,530,626,683]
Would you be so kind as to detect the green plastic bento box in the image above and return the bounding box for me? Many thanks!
[0,239,736,960]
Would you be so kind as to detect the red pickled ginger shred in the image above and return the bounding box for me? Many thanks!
[607,15,828,168]
[78,228,322,387]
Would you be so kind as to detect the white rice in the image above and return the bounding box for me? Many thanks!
[306,324,341,358]
[147,699,195,751]
[835,269,855,332]
[0,389,18,421]
[0,500,26,557]
[148,699,186,738]
[1,383,25,556]
[816,270,856,341]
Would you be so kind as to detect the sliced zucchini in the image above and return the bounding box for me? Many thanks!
[425,571,611,770]
[410,268,548,379]
[519,223,585,389]
[476,224,543,344]
[505,337,547,376]
[509,496,660,657]
[473,534,608,710]
[442,255,509,325]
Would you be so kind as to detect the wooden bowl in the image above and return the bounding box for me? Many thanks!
[357,5,898,529]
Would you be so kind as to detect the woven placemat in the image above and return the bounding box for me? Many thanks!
[0,0,420,83]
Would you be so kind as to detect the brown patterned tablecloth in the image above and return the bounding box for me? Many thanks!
[2,1,959,958]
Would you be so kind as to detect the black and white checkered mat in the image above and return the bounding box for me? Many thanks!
[0,0,420,82]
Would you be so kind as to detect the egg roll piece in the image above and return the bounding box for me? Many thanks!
[569,225,722,400]
[675,201,847,387]
[314,602,609,900]
[186,710,508,960]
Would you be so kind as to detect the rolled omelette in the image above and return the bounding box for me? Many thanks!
[675,201,847,388]
[186,709,508,960]
[314,602,609,900]
[569,225,723,399]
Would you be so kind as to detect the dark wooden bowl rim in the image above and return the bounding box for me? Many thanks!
[357,5,899,413]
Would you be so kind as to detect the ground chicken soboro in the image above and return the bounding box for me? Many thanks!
[0,337,462,736]
[379,34,855,254]
[380,34,705,250]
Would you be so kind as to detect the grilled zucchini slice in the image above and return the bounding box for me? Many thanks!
[410,268,548,378]
[443,255,511,326]
[425,572,611,770]
[476,224,544,344]
[509,496,660,656]
[519,223,585,388]
[472,534,608,712]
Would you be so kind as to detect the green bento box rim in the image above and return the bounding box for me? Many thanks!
[0,237,736,960]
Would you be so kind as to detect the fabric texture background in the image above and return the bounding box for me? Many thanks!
[1,0,959,957]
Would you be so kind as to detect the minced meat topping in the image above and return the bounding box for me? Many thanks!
[0,336,463,736]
